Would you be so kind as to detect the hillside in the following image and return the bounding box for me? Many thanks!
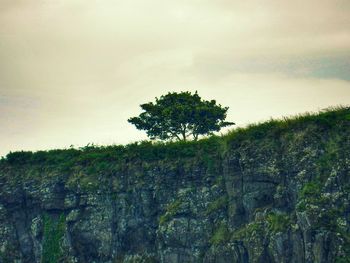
[0,107,349,263]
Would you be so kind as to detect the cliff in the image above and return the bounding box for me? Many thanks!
[0,107,349,263]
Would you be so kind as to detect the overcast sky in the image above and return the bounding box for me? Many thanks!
[0,0,349,156]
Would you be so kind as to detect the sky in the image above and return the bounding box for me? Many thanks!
[0,0,349,156]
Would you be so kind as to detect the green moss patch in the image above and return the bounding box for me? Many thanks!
[159,199,183,225]
[42,214,65,263]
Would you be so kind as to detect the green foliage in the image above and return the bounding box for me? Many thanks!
[300,181,322,198]
[232,211,291,241]
[298,181,337,230]
[6,151,34,165]
[159,199,182,225]
[128,91,234,141]
[5,149,81,167]
[66,171,100,191]
[42,214,65,263]
[225,106,350,148]
[4,106,348,169]
[210,222,231,245]
[335,257,350,263]
[205,196,228,215]
[3,137,223,168]
[266,212,291,233]
[232,221,264,240]
[316,134,342,182]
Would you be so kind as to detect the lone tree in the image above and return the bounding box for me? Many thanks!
[128,91,234,141]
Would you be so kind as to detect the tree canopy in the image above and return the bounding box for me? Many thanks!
[128,91,234,141]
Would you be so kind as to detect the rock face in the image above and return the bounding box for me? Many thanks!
[0,108,350,263]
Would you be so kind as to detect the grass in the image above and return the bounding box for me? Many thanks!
[1,136,223,168]
[224,106,349,146]
[0,106,349,184]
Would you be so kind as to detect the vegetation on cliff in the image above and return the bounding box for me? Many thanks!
[2,106,348,168]
[0,106,349,263]
[128,91,234,141]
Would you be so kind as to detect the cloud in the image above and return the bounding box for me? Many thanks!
[0,0,349,156]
